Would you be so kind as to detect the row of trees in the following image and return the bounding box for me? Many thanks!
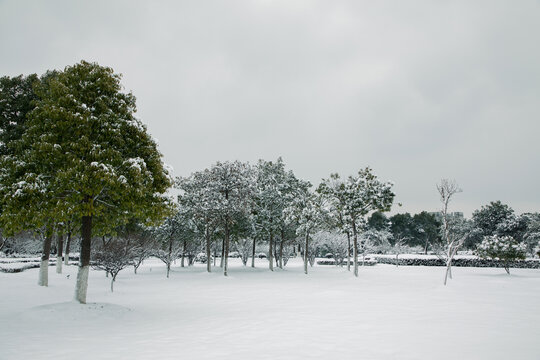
[171,159,395,277]
[363,202,540,257]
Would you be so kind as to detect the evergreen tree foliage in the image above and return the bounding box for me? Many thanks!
[472,201,514,237]
[476,235,526,274]
[0,61,172,302]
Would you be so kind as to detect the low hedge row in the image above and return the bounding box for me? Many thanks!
[373,256,540,269]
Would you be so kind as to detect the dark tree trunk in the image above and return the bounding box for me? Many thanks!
[56,232,64,274]
[251,237,256,268]
[206,224,212,273]
[167,237,173,278]
[220,238,225,268]
[279,229,285,269]
[75,215,92,303]
[181,239,186,267]
[64,226,72,266]
[224,220,230,276]
[346,232,351,271]
[269,232,274,271]
[213,244,217,266]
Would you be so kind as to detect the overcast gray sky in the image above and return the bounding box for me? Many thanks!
[1,0,539,217]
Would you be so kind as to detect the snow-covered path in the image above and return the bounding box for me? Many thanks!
[1,258,539,360]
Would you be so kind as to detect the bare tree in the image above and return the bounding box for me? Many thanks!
[392,235,407,267]
[437,179,464,285]
[92,236,137,292]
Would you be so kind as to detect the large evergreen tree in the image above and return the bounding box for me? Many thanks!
[0,61,172,303]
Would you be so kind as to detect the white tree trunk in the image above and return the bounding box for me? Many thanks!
[56,256,63,274]
[38,260,49,286]
[74,265,89,304]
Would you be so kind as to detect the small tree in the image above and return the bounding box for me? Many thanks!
[285,184,325,275]
[476,235,526,274]
[92,236,137,292]
[437,179,465,285]
[153,211,184,278]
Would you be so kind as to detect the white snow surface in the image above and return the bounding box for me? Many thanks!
[0,258,539,360]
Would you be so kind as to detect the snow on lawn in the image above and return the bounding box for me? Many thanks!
[1,258,539,360]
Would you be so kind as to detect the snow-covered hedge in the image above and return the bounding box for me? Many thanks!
[317,258,377,266]
[372,256,540,269]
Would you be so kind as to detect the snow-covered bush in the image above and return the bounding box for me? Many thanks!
[476,235,526,274]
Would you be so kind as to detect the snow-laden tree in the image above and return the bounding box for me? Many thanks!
[0,72,62,285]
[476,235,526,274]
[92,234,138,292]
[314,230,348,266]
[208,161,255,276]
[495,214,528,243]
[1,61,172,302]
[360,228,392,258]
[317,173,353,271]
[235,238,252,266]
[437,179,468,285]
[153,208,191,278]
[0,73,39,157]
[253,158,299,270]
[324,169,394,277]
[177,170,219,273]
[412,211,441,254]
[472,201,515,237]
[285,181,325,274]
[523,213,540,257]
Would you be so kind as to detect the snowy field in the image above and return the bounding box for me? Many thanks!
[1,258,539,360]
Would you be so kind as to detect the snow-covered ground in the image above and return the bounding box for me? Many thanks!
[1,257,539,360]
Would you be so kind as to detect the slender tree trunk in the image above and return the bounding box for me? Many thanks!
[224,221,230,276]
[64,228,72,266]
[181,239,186,267]
[424,238,429,255]
[167,238,173,278]
[251,237,256,268]
[206,225,211,273]
[110,274,117,292]
[56,232,64,274]
[75,215,92,303]
[220,238,225,268]
[134,262,139,274]
[444,260,451,285]
[352,221,359,277]
[304,232,309,275]
[38,225,54,286]
[279,232,284,269]
[269,232,274,272]
[346,232,351,271]
[213,245,217,266]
